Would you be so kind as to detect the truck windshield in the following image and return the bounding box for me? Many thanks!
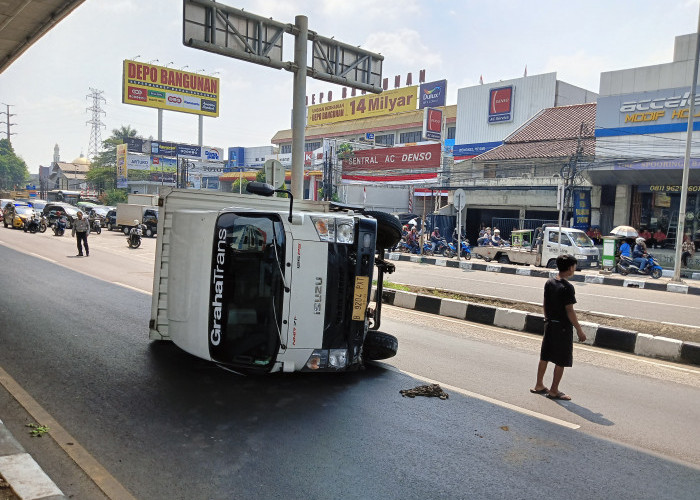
[570,232,595,247]
[209,213,286,370]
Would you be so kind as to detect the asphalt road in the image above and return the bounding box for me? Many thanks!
[387,259,700,327]
[0,230,699,499]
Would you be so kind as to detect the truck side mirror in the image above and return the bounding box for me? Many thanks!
[246,182,276,196]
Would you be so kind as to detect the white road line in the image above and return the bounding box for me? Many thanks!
[373,361,580,430]
[390,306,700,375]
[25,252,57,263]
[113,282,151,295]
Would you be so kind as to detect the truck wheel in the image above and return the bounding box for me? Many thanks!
[364,211,402,250]
[107,223,112,231]
[145,227,153,238]
[498,254,510,264]
[363,331,398,361]
[483,257,492,262]
[123,226,130,235]
[546,259,557,269]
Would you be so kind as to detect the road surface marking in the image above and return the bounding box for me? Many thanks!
[26,251,57,263]
[0,365,138,500]
[373,362,580,430]
[113,282,151,295]
[390,306,700,375]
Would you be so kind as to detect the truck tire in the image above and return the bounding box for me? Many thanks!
[546,259,557,269]
[145,227,153,238]
[107,223,113,231]
[498,254,510,264]
[364,211,402,250]
[363,331,398,361]
[123,226,130,235]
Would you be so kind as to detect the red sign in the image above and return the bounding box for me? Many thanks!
[488,86,513,123]
[128,86,147,102]
[343,143,440,171]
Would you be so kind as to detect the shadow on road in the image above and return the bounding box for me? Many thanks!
[549,399,615,426]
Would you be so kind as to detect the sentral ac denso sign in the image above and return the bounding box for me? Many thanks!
[122,60,220,117]
[341,143,440,183]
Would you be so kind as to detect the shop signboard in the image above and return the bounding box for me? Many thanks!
[307,86,417,126]
[341,142,440,183]
[453,141,502,159]
[613,158,700,170]
[596,87,700,137]
[419,79,447,109]
[122,60,220,117]
[572,190,591,231]
[488,86,514,123]
[422,107,443,141]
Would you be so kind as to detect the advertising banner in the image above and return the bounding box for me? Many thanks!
[573,190,591,231]
[307,86,417,126]
[122,59,220,117]
[419,80,447,109]
[423,107,443,141]
[151,157,177,172]
[342,143,440,183]
[127,154,150,170]
[488,86,514,123]
[116,144,127,188]
[453,141,502,159]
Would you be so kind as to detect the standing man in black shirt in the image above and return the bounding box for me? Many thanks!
[531,254,586,400]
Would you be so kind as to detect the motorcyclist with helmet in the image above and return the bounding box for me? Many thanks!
[632,237,649,273]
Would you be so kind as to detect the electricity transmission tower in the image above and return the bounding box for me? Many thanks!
[0,103,17,143]
[86,88,106,159]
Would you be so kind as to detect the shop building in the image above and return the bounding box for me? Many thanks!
[592,33,700,249]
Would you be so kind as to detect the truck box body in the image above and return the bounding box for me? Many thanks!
[116,203,159,236]
[149,188,378,374]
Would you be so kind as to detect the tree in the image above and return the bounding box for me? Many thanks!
[232,177,249,193]
[0,139,29,190]
[100,188,128,206]
[87,125,139,193]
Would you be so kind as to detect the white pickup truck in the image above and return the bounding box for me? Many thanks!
[472,225,600,268]
[149,184,401,374]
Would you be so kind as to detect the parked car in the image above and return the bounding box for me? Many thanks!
[43,202,80,228]
[3,203,35,229]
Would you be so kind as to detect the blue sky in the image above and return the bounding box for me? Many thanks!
[1,0,698,173]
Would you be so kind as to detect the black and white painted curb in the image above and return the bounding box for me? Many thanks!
[0,419,66,500]
[385,253,700,295]
[376,288,700,367]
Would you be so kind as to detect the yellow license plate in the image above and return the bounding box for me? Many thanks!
[351,276,370,321]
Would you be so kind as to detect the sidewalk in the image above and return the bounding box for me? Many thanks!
[0,419,65,500]
[386,252,700,295]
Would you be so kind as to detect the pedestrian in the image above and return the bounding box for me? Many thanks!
[531,254,586,400]
[71,210,90,257]
[681,233,695,267]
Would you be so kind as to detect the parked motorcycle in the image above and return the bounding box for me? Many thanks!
[92,218,102,234]
[127,222,143,249]
[431,238,450,256]
[398,240,433,255]
[53,217,67,236]
[617,254,663,279]
[24,215,48,234]
[445,239,472,260]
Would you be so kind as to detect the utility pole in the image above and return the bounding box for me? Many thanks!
[0,103,17,143]
[558,122,586,252]
[86,88,106,160]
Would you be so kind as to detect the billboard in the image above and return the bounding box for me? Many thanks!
[122,60,220,117]
[423,107,443,141]
[307,86,417,126]
[116,144,127,188]
[488,86,514,123]
[419,79,447,109]
[342,143,440,183]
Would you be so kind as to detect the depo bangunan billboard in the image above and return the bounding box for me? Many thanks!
[122,60,220,117]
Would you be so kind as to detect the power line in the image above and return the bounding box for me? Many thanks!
[86,88,106,160]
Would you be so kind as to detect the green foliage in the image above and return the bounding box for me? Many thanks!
[90,125,139,169]
[232,177,249,194]
[0,139,29,190]
[26,423,49,437]
[317,187,340,202]
[101,188,128,206]
[86,165,116,191]
[337,142,353,160]
[255,169,265,182]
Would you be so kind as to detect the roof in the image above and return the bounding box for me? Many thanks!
[0,1,86,73]
[271,104,457,144]
[53,161,89,173]
[474,103,596,161]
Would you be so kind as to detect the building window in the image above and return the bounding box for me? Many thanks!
[447,126,456,140]
[375,134,394,146]
[281,144,291,154]
[399,131,422,144]
[305,141,321,152]
[483,164,497,178]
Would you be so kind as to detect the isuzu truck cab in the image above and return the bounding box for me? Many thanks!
[149,184,400,374]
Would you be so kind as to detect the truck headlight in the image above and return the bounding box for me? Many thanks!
[311,216,355,244]
[305,349,348,370]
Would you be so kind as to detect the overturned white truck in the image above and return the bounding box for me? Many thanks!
[149,184,401,374]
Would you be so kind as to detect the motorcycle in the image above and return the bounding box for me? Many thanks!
[127,224,143,249]
[24,215,48,234]
[398,240,433,255]
[92,218,102,234]
[445,239,472,260]
[617,254,663,279]
[431,238,450,256]
[53,217,67,236]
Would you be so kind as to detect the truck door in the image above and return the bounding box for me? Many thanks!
[543,229,573,265]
